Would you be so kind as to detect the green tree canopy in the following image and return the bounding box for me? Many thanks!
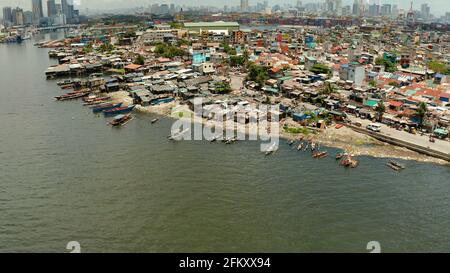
[246,63,269,88]
[310,63,331,74]
[415,102,428,127]
[134,54,145,65]
[375,57,397,72]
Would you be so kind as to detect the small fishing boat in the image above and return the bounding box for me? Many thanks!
[103,105,135,117]
[55,91,90,101]
[109,114,133,127]
[151,118,160,124]
[83,97,111,106]
[225,137,237,144]
[335,124,344,129]
[210,135,221,142]
[302,143,309,151]
[387,160,405,171]
[288,140,295,146]
[264,143,278,156]
[312,151,328,159]
[60,84,73,89]
[92,103,123,113]
[168,128,190,140]
[336,152,348,160]
[340,155,359,168]
[297,143,304,151]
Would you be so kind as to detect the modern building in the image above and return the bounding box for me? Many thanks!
[240,0,249,12]
[380,4,391,16]
[32,0,44,23]
[421,4,430,20]
[2,7,13,24]
[47,0,57,18]
[12,7,24,26]
[24,11,34,25]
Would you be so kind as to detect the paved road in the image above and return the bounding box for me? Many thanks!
[349,116,450,154]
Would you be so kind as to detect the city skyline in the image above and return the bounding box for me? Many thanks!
[0,0,449,16]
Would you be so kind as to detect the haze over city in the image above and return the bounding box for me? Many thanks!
[0,0,449,16]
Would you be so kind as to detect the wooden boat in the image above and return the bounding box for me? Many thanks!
[312,151,328,159]
[83,98,111,106]
[151,118,160,124]
[60,84,73,89]
[340,156,359,168]
[55,91,90,101]
[335,124,344,129]
[210,135,220,142]
[168,128,190,140]
[225,137,237,144]
[109,114,133,127]
[302,143,309,151]
[103,105,135,117]
[264,143,278,156]
[92,103,123,113]
[387,160,405,171]
[336,152,348,160]
[297,143,304,151]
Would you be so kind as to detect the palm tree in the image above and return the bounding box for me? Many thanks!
[416,102,428,128]
[375,101,386,122]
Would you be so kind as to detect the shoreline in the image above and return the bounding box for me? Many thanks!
[122,94,448,166]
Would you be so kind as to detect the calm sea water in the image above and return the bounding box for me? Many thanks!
[0,32,449,253]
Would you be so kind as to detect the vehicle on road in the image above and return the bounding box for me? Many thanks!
[366,123,382,132]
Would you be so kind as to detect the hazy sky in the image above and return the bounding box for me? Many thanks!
[1,0,449,16]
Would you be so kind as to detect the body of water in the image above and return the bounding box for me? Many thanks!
[0,33,449,252]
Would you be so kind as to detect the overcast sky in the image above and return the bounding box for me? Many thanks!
[1,0,449,16]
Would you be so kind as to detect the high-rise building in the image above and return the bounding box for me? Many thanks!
[421,4,430,20]
[241,0,249,12]
[380,4,392,16]
[32,0,44,23]
[24,11,34,25]
[2,7,13,23]
[352,0,360,16]
[12,7,24,26]
[47,0,57,17]
[61,0,68,18]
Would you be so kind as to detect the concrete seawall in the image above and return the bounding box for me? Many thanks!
[346,124,450,162]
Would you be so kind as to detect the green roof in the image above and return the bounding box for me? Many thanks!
[364,99,379,107]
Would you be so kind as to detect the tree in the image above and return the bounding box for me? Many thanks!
[428,60,450,75]
[415,102,428,127]
[98,43,114,53]
[246,63,268,89]
[310,63,331,74]
[320,82,336,95]
[375,57,397,72]
[214,82,232,94]
[229,55,245,67]
[154,43,185,58]
[375,101,386,122]
[369,80,377,87]
[388,81,400,88]
[134,55,145,65]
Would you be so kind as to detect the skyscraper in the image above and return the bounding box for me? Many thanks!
[32,0,44,23]
[12,7,24,26]
[241,0,249,12]
[2,7,13,23]
[61,0,68,18]
[421,4,430,20]
[47,0,57,18]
